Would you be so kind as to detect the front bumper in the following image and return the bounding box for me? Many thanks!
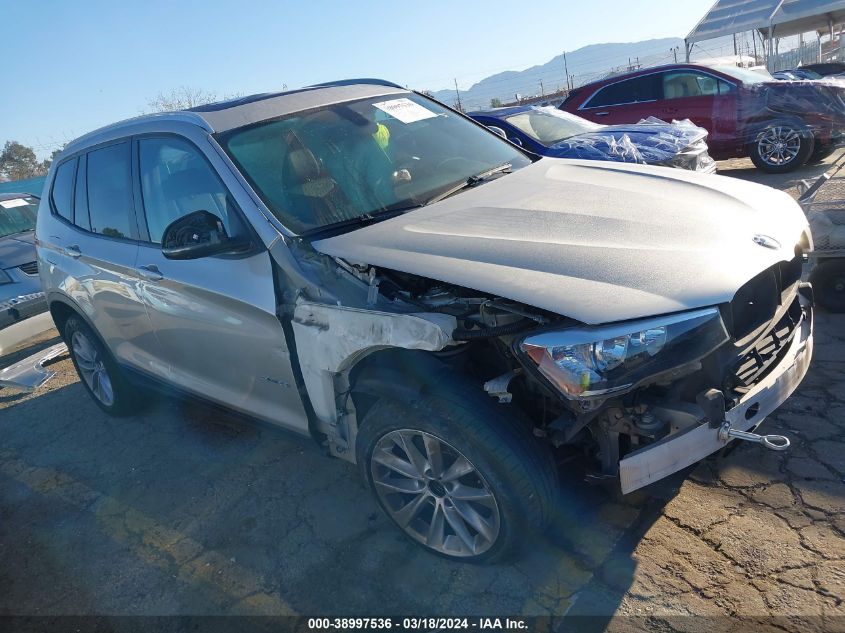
[0,290,48,330]
[619,289,813,494]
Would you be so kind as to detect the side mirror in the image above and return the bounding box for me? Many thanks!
[161,210,250,260]
[487,126,508,139]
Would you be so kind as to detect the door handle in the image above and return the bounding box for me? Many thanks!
[136,265,163,281]
[594,111,610,117]
[65,245,82,258]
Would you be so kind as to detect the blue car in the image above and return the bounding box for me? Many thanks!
[469,105,716,173]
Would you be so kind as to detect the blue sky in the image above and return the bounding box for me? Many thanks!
[3,0,714,159]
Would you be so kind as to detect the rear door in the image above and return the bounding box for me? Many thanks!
[577,74,662,124]
[131,134,309,431]
[43,144,158,370]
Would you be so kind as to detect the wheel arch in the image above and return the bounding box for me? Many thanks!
[47,294,95,343]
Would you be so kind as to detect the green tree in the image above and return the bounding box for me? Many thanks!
[490,98,503,108]
[0,141,46,181]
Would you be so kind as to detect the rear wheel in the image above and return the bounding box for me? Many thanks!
[356,374,559,562]
[810,260,845,313]
[748,122,814,173]
[65,316,138,416]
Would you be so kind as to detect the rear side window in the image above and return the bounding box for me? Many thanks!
[662,72,724,99]
[585,75,659,108]
[73,156,90,230]
[51,158,77,221]
[86,143,135,239]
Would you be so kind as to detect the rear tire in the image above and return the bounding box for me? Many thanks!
[64,315,139,416]
[356,372,559,563]
[748,122,814,173]
[810,260,845,313]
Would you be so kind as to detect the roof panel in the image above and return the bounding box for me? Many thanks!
[687,0,845,44]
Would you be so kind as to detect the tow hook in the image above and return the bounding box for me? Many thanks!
[718,421,790,451]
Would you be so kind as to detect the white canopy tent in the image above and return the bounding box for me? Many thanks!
[686,0,845,67]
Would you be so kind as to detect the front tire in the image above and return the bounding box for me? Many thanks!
[356,375,559,562]
[65,316,138,416]
[748,122,814,173]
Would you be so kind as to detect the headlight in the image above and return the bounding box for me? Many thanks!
[0,269,12,285]
[519,308,728,400]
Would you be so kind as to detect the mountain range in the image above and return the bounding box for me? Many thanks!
[428,37,687,110]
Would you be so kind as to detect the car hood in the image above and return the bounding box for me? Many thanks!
[312,160,808,325]
[0,231,36,269]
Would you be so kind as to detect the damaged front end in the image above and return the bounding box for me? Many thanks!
[273,231,813,495]
[508,252,813,493]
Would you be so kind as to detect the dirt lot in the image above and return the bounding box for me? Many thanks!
[1,155,843,630]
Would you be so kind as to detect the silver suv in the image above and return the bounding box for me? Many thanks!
[37,80,814,562]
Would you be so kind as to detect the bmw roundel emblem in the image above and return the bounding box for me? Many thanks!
[752,234,781,249]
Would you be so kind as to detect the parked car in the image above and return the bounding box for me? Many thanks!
[38,80,813,561]
[468,105,716,172]
[772,69,822,81]
[1,193,48,334]
[561,63,845,172]
[800,62,845,77]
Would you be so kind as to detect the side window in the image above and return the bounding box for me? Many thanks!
[718,80,736,94]
[586,75,658,108]
[138,137,233,244]
[662,72,720,100]
[51,158,77,222]
[73,155,90,231]
[87,143,135,239]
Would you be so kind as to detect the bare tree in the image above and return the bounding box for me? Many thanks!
[146,87,226,112]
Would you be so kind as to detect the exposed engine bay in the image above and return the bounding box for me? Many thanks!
[286,249,809,490]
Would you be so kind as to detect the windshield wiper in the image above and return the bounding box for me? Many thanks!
[424,163,513,206]
[301,206,417,240]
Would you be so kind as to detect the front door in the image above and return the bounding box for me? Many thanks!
[132,135,309,432]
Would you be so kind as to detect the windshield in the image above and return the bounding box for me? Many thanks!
[504,107,600,145]
[0,196,38,238]
[219,93,531,234]
[712,65,771,84]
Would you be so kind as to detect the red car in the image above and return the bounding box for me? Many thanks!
[561,63,845,173]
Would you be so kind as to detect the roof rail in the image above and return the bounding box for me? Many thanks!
[64,110,214,151]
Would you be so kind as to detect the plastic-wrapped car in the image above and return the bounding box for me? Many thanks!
[469,106,716,172]
[562,63,845,173]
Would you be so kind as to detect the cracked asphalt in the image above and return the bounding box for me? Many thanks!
[1,156,843,629]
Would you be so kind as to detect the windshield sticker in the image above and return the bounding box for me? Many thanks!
[0,199,29,209]
[373,98,437,124]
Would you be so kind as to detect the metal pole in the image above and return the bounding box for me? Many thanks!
[563,51,570,91]
[453,79,462,111]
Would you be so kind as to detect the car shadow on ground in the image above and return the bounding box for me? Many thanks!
[0,376,682,620]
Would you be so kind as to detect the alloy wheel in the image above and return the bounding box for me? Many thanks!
[71,330,115,407]
[757,126,802,166]
[370,429,501,557]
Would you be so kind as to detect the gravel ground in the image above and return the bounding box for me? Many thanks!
[1,155,843,630]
